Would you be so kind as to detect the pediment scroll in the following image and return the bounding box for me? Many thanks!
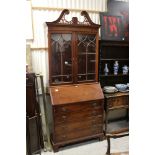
[50,9,99,26]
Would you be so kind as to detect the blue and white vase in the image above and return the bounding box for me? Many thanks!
[114,61,119,75]
[122,65,129,75]
[104,63,109,75]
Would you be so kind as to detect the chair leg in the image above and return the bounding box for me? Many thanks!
[106,136,111,155]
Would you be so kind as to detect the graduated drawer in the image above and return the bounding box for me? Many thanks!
[54,108,103,125]
[53,101,102,115]
[107,95,129,108]
[55,115,103,135]
[55,124,103,142]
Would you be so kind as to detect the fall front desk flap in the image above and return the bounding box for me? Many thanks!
[49,83,104,105]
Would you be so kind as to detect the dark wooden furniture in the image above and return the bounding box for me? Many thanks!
[46,9,104,152]
[26,73,43,155]
[105,92,129,155]
[49,83,104,152]
[104,92,129,134]
[99,40,129,87]
[26,73,38,117]
[99,40,129,133]
[99,40,129,154]
[46,9,100,86]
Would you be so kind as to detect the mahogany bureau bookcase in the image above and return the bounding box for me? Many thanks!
[46,9,104,152]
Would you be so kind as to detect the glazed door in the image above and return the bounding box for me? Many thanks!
[77,34,97,82]
[50,33,73,84]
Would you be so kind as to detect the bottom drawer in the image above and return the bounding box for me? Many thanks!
[55,124,103,142]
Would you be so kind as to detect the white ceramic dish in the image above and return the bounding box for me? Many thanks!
[104,86,116,90]
[103,86,118,93]
[104,89,118,93]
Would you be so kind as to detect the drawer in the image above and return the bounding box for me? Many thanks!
[55,115,103,135]
[54,108,103,125]
[107,96,129,108]
[53,101,102,115]
[55,124,103,142]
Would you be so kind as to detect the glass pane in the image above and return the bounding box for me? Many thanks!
[51,33,72,84]
[87,74,95,80]
[77,34,96,81]
[87,54,95,73]
[77,75,86,81]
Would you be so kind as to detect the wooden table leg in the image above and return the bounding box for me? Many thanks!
[106,136,111,155]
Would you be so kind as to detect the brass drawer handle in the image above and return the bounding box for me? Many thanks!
[62,135,67,138]
[92,111,97,115]
[96,115,102,118]
[62,115,67,119]
[92,103,97,106]
[61,125,67,129]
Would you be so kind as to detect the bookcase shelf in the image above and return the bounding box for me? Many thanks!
[99,40,129,87]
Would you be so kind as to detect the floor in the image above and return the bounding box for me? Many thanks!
[39,136,129,155]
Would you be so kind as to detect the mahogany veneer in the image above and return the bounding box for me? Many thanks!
[49,83,104,152]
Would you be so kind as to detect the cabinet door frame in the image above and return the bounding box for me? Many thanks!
[48,30,100,85]
[75,32,99,84]
[48,31,74,85]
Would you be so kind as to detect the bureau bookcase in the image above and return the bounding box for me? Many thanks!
[46,9,104,152]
